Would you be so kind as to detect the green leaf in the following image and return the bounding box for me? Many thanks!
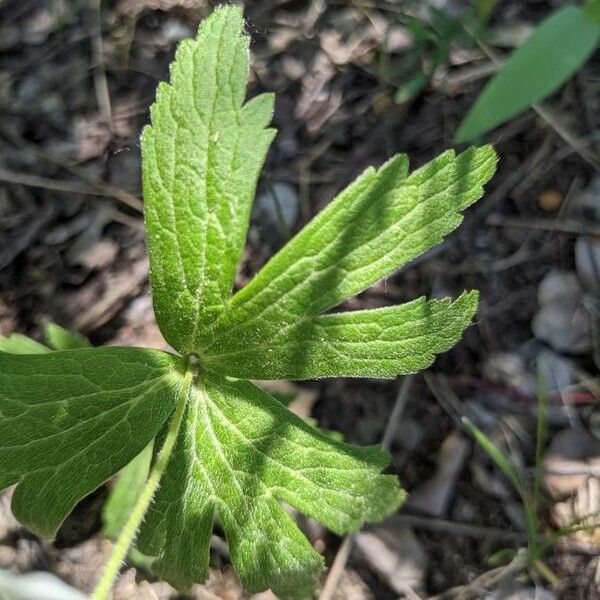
[142,4,276,354]
[0,323,149,541]
[586,0,600,22]
[44,323,90,350]
[476,0,499,23]
[456,6,600,143]
[395,72,430,104]
[138,372,405,597]
[0,348,183,537]
[0,8,498,600]
[205,291,479,379]
[461,417,524,495]
[102,444,152,539]
[199,146,495,377]
[0,333,49,354]
[0,324,90,354]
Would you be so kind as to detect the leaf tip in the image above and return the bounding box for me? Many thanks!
[453,124,471,145]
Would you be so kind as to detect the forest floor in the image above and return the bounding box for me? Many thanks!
[0,1,599,599]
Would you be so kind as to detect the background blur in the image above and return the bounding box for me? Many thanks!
[0,1,599,599]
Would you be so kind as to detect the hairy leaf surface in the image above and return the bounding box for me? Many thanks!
[143,5,276,354]
[0,327,154,543]
[138,373,405,597]
[205,291,478,379]
[0,7,499,599]
[200,147,495,374]
[0,348,182,537]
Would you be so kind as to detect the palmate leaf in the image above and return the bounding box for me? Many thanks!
[202,146,495,379]
[138,372,404,597]
[0,326,155,545]
[0,348,183,537]
[203,147,494,348]
[205,291,479,379]
[0,6,498,600]
[142,5,275,354]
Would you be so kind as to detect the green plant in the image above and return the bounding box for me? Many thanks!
[387,6,486,104]
[0,322,89,354]
[462,363,600,584]
[456,2,600,143]
[0,6,497,599]
[462,414,549,577]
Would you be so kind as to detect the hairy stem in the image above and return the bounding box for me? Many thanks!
[91,365,193,600]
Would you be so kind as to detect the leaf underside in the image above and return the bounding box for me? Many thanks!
[138,372,405,597]
[0,348,182,537]
[0,326,157,545]
[45,323,91,350]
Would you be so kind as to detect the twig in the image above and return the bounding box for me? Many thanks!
[0,167,121,198]
[0,124,143,212]
[453,374,598,406]
[487,214,600,238]
[381,375,414,451]
[318,536,354,600]
[109,209,144,231]
[89,0,112,122]
[472,142,550,221]
[533,102,600,171]
[423,372,465,422]
[431,550,527,600]
[544,464,600,477]
[389,514,529,544]
[318,376,414,600]
[434,61,500,95]
[0,168,142,230]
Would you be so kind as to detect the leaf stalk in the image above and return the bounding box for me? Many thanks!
[91,364,193,600]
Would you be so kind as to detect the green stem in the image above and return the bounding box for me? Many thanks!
[91,367,193,600]
[533,558,559,586]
